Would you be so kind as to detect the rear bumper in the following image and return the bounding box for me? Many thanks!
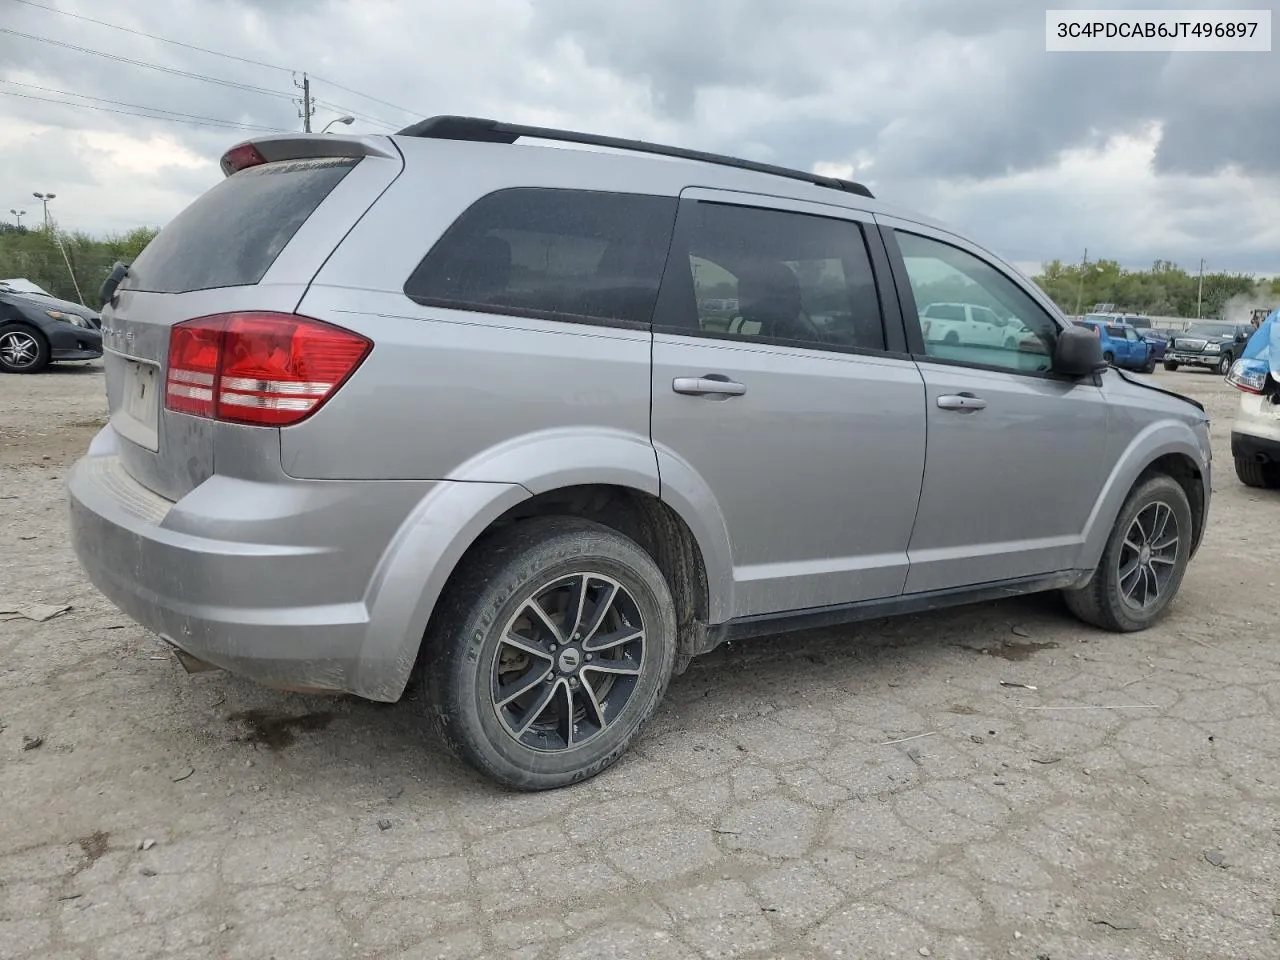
[66,427,456,699]
[1232,430,1280,464]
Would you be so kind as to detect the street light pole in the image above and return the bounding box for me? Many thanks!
[1196,257,1205,319]
[8,209,25,228]
[319,115,355,134]
[32,192,56,231]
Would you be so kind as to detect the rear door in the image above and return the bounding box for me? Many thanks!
[650,189,926,619]
[880,219,1110,593]
[101,137,403,500]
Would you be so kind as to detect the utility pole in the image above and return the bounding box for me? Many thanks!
[1073,248,1088,318]
[1196,257,1205,319]
[294,72,314,132]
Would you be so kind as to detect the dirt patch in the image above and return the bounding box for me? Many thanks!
[228,709,336,751]
[73,830,109,868]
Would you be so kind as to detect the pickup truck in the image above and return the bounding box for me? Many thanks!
[1164,321,1255,375]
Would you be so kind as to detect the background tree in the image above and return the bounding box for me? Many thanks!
[0,224,158,304]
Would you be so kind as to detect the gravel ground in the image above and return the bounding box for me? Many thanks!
[2,361,1278,960]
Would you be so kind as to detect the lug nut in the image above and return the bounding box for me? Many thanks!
[549,644,557,652]
[584,654,593,661]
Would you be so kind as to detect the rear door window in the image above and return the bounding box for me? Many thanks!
[404,188,678,327]
[129,158,358,294]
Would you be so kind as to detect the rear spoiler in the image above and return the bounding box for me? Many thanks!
[219,135,400,177]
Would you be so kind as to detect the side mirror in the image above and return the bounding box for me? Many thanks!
[1053,323,1106,377]
[1235,331,1249,343]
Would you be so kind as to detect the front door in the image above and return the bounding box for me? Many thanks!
[651,191,927,619]
[880,220,1111,594]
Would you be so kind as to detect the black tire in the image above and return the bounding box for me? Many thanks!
[1103,351,1115,365]
[0,323,50,374]
[1163,361,1179,371]
[1142,357,1157,374]
[1063,474,1193,632]
[943,331,960,345]
[420,517,677,791]
[1234,455,1280,489]
[1218,353,1232,375]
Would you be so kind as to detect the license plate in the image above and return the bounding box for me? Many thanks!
[113,359,160,450]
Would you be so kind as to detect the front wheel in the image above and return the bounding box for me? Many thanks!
[1063,474,1193,632]
[0,324,50,374]
[1164,361,1179,371]
[1103,351,1115,365]
[1142,357,1157,374]
[1218,353,1233,375]
[420,518,677,791]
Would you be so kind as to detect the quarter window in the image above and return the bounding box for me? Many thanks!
[404,188,678,326]
[656,202,887,352]
[895,231,1058,373]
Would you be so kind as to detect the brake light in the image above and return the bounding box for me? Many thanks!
[220,143,268,175]
[165,313,371,426]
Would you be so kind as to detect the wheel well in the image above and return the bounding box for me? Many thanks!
[1138,453,1206,554]
[472,485,710,671]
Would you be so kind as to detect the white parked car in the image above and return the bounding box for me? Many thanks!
[920,301,1025,349]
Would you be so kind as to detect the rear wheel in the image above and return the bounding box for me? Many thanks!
[420,518,677,791]
[0,324,49,374]
[1063,474,1193,632]
[1234,455,1280,489]
[1164,361,1179,371]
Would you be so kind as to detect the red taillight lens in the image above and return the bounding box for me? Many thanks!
[220,143,268,175]
[165,313,371,427]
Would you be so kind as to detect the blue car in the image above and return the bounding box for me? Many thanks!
[1074,317,1156,372]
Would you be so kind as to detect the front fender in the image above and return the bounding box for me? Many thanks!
[1079,418,1211,572]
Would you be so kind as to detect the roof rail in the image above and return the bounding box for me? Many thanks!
[396,115,874,200]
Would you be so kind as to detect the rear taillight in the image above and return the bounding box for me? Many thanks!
[220,143,268,175]
[1226,358,1268,395]
[165,313,371,427]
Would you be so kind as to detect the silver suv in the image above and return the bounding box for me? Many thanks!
[69,117,1212,790]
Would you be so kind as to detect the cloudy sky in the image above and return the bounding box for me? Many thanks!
[1,0,1277,276]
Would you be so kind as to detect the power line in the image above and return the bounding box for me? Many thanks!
[10,0,420,121]
[8,0,297,73]
[0,90,288,132]
[313,98,398,130]
[1,79,282,130]
[309,74,418,119]
[0,27,296,101]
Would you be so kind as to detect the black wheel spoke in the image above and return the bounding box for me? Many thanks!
[1117,500,1180,610]
[512,679,561,736]
[582,626,643,654]
[492,571,647,752]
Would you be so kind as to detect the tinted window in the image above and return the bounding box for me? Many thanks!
[1106,325,1126,337]
[1187,322,1236,337]
[895,231,1057,372]
[656,202,885,352]
[405,188,678,326]
[130,158,357,294]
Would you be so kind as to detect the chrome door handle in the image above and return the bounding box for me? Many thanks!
[672,376,747,397]
[936,393,987,412]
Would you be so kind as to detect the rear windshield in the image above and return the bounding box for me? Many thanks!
[128,157,357,294]
[404,188,678,326]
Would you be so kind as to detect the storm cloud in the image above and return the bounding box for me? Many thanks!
[0,0,1276,274]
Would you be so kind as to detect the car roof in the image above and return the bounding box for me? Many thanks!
[386,133,951,234]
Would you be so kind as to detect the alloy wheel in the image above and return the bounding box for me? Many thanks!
[491,573,645,752]
[1116,500,1180,610]
[0,330,40,369]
